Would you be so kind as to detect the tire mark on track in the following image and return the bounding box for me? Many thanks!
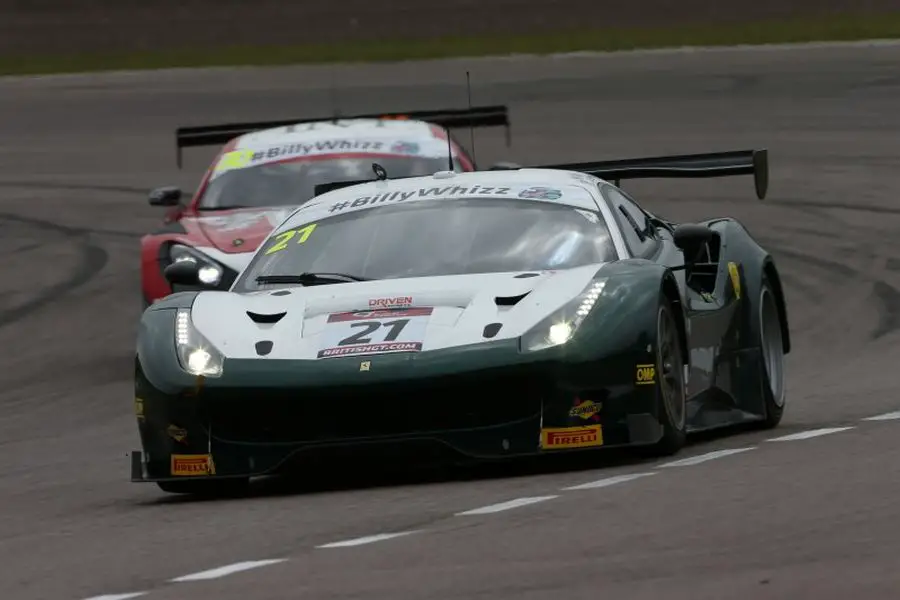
[763,238,900,339]
[781,198,900,215]
[0,214,108,328]
[0,212,140,239]
[0,180,151,238]
[0,180,146,195]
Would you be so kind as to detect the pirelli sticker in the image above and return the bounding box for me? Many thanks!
[541,425,603,450]
[636,364,656,385]
[171,454,216,476]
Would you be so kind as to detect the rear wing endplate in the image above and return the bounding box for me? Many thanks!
[174,105,510,168]
[539,149,769,200]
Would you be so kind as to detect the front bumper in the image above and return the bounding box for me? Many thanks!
[131,353,664,483]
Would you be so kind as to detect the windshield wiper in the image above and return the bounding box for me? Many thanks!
[255,272,372,286]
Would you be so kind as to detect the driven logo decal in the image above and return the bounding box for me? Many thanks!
[540,426,603,450]
[369,296,413,309]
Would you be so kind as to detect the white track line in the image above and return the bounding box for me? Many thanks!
[562,472,657,491]
[170,559,287,583]
[456,495,559,516]
[316,531,420,548]
[767,427,854,442]
[658,447,755,468]
[862,411,900,421]
[83,594,148,600]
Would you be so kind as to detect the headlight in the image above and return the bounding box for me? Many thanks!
[168,244,224,286]
[175,309,224,377]
[521,278,607,352]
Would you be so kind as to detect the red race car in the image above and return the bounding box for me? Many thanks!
[140,106,511,308]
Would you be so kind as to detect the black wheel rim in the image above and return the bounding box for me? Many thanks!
[658,306,685,429]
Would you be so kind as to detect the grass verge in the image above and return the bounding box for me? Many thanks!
[3,12,900,76]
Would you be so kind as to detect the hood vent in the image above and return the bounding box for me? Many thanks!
[247,311,287,324]
[495,292,530,306]
[483,323,503,338]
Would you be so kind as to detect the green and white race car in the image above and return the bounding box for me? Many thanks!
[131,149,790,495]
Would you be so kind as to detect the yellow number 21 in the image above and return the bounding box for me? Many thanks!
[264,223,317,255]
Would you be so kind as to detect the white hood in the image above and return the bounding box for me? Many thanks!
[190,264,604,360]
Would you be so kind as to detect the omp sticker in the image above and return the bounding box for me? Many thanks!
[369,296,412,309]
[569,399,601,421]
[171,454,215,476]
[540,426,603,450]
[317,307,433,359]
[728,262,741,299]
[264,223,317,255]
[635,364,656,385]
[518,186,562,200]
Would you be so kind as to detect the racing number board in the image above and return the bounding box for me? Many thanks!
[317,308,433,359]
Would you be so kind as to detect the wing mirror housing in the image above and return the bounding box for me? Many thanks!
[149,186,182,206]
[164,260,201,286]
[673,223,713,263]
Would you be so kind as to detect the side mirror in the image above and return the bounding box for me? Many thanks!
[149,186,182,206]
[487,162,521,171]
[673,224,713,262]
[164,260,200,286]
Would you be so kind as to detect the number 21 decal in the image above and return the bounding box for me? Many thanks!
[265,223,317,255]
[338,319,409,346]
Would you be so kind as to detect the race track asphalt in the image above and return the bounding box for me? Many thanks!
[2,42,900,600]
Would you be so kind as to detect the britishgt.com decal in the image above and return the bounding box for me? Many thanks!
[317,307,434,359]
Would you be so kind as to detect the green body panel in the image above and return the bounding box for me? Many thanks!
[131,214,790,484]
[137,259,669,392]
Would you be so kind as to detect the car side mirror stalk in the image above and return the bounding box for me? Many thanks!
[149,186,182,206]
[673,223,713,264]
[164,261,201,286]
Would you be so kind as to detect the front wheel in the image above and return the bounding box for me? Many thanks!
[642,298,687,457]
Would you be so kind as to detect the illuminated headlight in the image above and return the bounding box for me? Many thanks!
[169,244,224,286]
[175,309,224,377]
[521,278,607,352]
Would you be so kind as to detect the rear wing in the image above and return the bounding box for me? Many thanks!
[538,149,769,200]
[174,105,510,168]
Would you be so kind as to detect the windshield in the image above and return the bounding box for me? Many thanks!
[199,155,461,210]
[233,197,617,292]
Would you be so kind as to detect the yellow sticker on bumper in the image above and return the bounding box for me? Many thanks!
[541,426,603,450]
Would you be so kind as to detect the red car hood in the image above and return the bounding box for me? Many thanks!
[184,206,301,254]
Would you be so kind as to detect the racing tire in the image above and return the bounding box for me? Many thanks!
[641,297,687,457]
[756,275,786,429]
[156,477,250,497]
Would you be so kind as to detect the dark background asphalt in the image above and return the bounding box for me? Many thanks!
[3,41,900,599]
[3,0,900,56]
